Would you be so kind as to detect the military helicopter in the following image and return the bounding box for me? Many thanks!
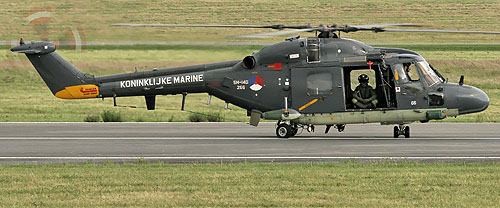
[11,24,497,138]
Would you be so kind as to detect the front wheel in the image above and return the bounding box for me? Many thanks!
[404,126,410,138]
[276,123,292,138]
[393,126,399,138]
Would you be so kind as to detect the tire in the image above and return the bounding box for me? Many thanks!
[404,126,410,138]
[393,126,399,138]
[276,123,292,138]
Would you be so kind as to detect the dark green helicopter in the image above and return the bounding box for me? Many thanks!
[11,24,497,138]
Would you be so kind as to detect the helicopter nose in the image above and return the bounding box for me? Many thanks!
[458,85,489,115]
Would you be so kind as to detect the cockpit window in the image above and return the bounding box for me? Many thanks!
[405,63,420,81]
[394,64,409,83]
[394,63,419,83]
[416,61,441,87]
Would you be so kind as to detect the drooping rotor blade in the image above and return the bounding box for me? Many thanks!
[238,28,320,38]
[374,28,500,34]
[238,24,424,37]
[112,23,312,30]
[112,23,500,37]
[353,24,424,28]
[113,23,277,28]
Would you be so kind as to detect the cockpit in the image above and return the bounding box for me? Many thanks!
[393,58,444,88]
[344,53,449,111]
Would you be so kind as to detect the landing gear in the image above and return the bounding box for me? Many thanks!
[276,122,300,138]
[290,124,298,137]
[335,124,346,132]
[393,126,399,138]
[276,123,292,138]
[325,124,346,134]
[307,125,315,133]
[393,125,410,138]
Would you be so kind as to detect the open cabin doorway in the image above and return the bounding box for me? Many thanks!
[343,64,397,110]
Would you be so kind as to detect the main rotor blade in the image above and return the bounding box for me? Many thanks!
[112,23,312,30]
[238,28,319,38]
[353,24,423,28]
[113,23,274,28]
[377,28,500,34]
[113,23,500,36]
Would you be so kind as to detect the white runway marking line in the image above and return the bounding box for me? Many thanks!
[1,157,500,160]
[1,137,500,140]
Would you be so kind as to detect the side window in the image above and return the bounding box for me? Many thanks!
[306,72,332,95]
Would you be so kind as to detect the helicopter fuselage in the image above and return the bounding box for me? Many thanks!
[11,37,489,137]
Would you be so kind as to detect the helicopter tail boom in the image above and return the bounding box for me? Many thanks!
[10,41,98,99]
[11,40,243,102]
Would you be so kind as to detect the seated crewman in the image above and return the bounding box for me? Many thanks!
[352,74,378,109]
[404,63,415,81]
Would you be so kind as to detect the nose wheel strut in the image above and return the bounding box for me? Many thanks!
[394,125,410,138]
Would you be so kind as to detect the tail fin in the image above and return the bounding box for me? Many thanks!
[10,41,99,99]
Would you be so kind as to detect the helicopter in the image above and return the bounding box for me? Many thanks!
[10,24,497,138]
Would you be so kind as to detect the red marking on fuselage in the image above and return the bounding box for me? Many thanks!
[267,63,282,70]
[80,88,97,93]
[209,81,221,87]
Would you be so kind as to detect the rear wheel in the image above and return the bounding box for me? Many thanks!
[276,123,292,138]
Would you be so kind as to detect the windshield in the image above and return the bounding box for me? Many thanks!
[416,61,442,87]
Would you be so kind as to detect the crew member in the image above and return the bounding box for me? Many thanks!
[352,74,378,109]
[404,63,418,81]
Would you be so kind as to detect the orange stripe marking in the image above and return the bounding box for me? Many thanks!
[299,98,318,111]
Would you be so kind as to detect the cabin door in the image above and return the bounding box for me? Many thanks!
[290,66,345,113]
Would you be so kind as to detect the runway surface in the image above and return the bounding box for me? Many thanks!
[1,122,500,164]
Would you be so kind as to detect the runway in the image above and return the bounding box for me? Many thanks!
[1,122,500,164]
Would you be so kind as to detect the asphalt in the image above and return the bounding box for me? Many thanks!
[1,122,500,164]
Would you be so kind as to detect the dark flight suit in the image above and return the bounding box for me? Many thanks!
[352,84,378,109]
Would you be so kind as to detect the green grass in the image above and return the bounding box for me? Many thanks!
[83,114,100,122]
[0,162,499,207]
[101,110,123,122]
[1,0,500,44]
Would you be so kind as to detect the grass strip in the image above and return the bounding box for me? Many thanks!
[0,161,499,207]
